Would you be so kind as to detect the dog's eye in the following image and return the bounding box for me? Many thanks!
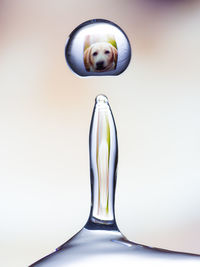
[105,50,110,54]
[93,52,98,56]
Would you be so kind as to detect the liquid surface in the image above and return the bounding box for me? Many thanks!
[65,19,131,76]
[30,226,200,267]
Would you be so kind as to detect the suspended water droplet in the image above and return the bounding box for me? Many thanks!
[65,19,131,76]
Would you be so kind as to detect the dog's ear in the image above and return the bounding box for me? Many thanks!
[111,46,118,67]
[84,47,91,71]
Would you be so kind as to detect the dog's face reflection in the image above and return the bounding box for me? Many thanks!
[84,42,118,72]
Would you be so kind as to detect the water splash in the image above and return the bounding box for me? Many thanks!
[30,96,200,266]
[65,19,131,76]
[89,95,117,223]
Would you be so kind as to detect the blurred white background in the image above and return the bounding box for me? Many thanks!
[0,0,200,266]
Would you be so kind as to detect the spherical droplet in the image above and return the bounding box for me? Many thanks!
[65,19,131,77]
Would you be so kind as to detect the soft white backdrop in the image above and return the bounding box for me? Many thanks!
[0,0,200,266]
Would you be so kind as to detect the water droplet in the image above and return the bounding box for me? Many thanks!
[65,19,131,76]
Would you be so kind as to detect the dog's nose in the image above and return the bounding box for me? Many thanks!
[96,61,104,67]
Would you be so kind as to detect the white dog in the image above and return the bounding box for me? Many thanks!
[84,42,118,72]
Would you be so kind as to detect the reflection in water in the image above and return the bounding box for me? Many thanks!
[65,19,131,77]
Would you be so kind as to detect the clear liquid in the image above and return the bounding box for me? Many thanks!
[65,19,131,76]
[30,227,199,267]
[30,96,200,266]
